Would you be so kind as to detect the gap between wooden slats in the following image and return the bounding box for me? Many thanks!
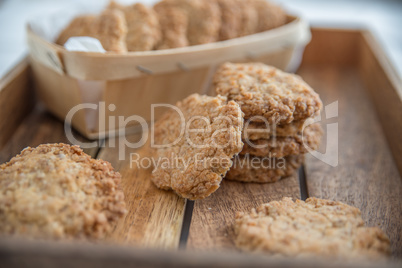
[97,133,186,250]
[185,173,301,251]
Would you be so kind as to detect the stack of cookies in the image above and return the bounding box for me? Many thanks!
[213,62,323,183]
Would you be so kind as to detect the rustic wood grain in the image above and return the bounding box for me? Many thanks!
[302,28,361,66]
[358,32,402,177]
[0,57,35,150]
[1,28,401,266]
[2,237,400,268]
[97,134,186,249]
[0,105,99,163]
[298,65,402,258]
[187,174,300,251]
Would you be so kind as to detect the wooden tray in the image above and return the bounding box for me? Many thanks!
[0,28,401,267]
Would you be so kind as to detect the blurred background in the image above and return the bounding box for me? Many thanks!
[0,0,401,79]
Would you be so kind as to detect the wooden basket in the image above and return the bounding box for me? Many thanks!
[27,15,310,139]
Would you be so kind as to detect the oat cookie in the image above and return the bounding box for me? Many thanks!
[216,0,242,40]
[214,62,323,124]
[155,0,221,45]
[152,94,243,200]
[154,4,189,49]
[0,144,126,240]
[235,197,390,258]
[252,0,287,32]
[243,120,305,140]
[108,1,161,51]
[56,9,127,53]
[241,123,322,158]
[226,154,303,183]
[237,0,259,36]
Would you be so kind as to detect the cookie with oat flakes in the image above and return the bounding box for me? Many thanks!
[151,94,243,200]
[0,143,126,240]
[234,197,390,258]
[251,0,287,32]
[154,0,221,46]
[108,1,161,51]
[56,9,127,53]
[216,0,243,41]
[214,62,323,124]
[241,123,322,158]
[237,0,259,37]
[154,4,189,49]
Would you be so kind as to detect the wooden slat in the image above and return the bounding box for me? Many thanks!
[2,237,401,268]
[358,31,402,176]
[0,105,99,163]
[302,28,361,66]
[97,135,186,249]
[187,175,300,251]
[0,57,35,150]
[299,65,402,258]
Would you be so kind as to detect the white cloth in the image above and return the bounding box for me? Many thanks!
[64,37,106,53]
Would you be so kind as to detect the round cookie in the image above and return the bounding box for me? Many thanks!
[237,0,259,36]
[252,0,287,32]
[152,94,244,200]
[226,154,303,183]
[0,143,126,240]
[241,123,323,158]
[108,1,161,51]
[56,9,128,53]
[154,4,189,49]
[235,197,391,258]
[155,0,221,46]
[214,62,323,124]
[216,0,242,40]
